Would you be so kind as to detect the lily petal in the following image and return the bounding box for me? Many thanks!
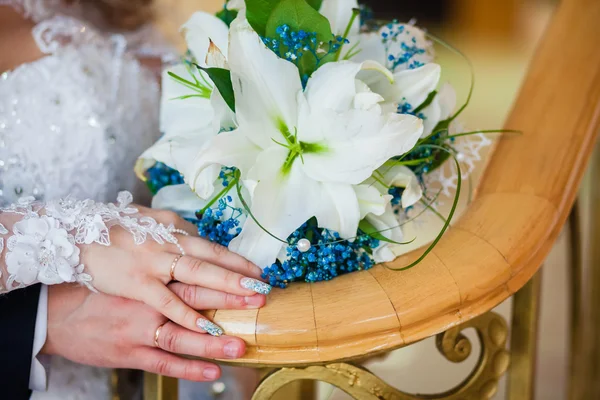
[228,148,318,268]
[348,32,386,64]
[319,0,360,36]
[191,128,262,198]
[354,184,390,218]
[304,60,391,114]
[366,63,441,111]
[366,205,403,262]
[302,111,423,184]
[381,164,423,208]
[160,63,216,136]
[436,83,457,120]
[182,12,230,66]
[313,183,360,239]
[205,40,228,68]
[421,96,442,137]
[228,17,302,149]
[138,119,217,175]
[354,80,385,111]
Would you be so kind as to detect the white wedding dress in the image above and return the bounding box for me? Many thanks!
[1,2,258,399]
[1,0,164,398]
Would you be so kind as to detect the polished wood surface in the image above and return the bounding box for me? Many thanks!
[205,0,600,366]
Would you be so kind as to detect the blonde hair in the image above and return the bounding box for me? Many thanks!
[70,0,155,30]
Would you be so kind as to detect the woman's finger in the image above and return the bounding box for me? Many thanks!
[132,347,221,381]
[175,236,263,279]
[169,282,266,310]
[155,254,272,296]
[142,280,224,336]
[156,321,246,359]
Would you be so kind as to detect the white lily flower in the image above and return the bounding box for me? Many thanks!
[357,163,423,262]
[188,17,423,268]
[320,0,457,137]
[352,183,402,263]
[135,63,218,179]
[354,24,456,137]
[136,12,234,198]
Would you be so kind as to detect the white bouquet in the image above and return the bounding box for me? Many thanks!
[137,0,494,287]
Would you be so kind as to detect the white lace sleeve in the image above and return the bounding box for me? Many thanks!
[0,191,181,294]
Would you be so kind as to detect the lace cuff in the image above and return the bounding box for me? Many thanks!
[0,191,180,293]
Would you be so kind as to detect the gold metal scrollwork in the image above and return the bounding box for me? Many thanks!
[252,311,510,400]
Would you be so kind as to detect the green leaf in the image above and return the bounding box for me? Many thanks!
[412,90,437,114]
[266,0,332,44]
[246,0,282,36]
[246,0,322,34]
[265,0,334,78]
[216,7,238,27]
[196,66,236,112]
[305,0,323,9]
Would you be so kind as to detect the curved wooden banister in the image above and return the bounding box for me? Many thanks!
[206,0,600,366]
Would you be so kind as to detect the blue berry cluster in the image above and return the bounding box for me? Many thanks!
[388,186,405,207]
[145,162,185,195]
[191,196,243,247]
[397,102,426,121]
[262,24,348,85]
[219,166,237,186]
[381,22,427,72]
[261,219,380,288]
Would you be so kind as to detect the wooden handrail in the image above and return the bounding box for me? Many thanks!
[207,0,600,366]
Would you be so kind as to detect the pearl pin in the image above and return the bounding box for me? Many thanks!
[297,238,311,252]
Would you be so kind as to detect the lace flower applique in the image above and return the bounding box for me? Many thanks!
[6,215,83,287]
[0,191,181,293]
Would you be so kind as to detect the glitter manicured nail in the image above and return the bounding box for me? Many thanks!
[241,277,272,295]
[197,319,224,336]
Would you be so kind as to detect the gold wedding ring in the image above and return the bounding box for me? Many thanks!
[170,254,183,281]
[154,322,167,348]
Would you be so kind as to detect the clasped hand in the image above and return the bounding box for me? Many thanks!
[43,206,270,381]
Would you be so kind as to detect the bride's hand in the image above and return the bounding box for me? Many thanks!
[43,283,260,381]
[81,206,271,336]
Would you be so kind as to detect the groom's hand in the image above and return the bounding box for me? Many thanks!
[42,283,265,381]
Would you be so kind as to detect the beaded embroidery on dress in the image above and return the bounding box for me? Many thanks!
[0,0,173,398]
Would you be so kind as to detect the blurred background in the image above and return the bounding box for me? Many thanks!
[153,1,566,399]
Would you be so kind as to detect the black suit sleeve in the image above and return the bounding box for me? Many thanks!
[0,284,42,400]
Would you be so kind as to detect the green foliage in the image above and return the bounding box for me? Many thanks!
[265,0,334,78]
[305,0,323,10]
[166,68,212,99]
[216,7,238,26]
[246,0,323,36]
[195,66,236,112]
[246,0,284,36]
